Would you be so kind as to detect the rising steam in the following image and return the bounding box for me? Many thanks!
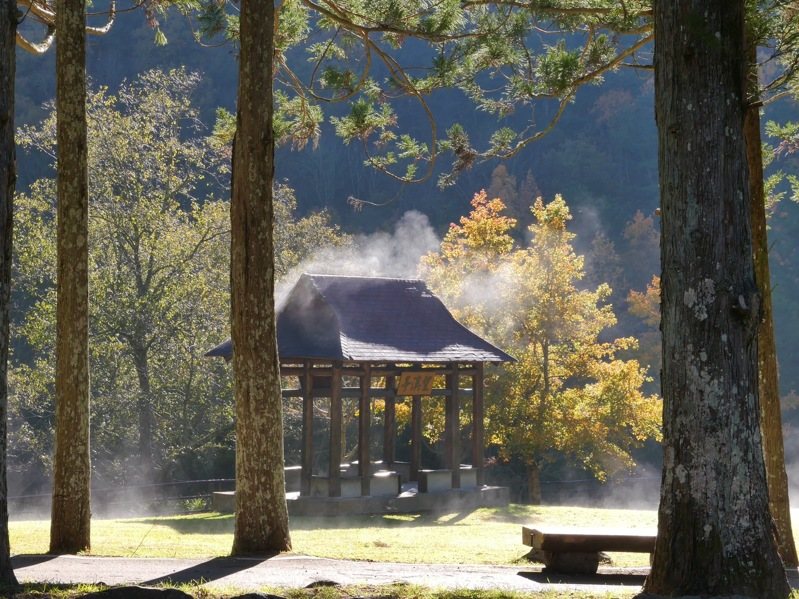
[277,210,440,302]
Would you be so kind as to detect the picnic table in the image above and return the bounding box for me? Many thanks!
[522,525,657,574]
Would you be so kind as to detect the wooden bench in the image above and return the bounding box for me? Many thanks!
[522,525,657,574]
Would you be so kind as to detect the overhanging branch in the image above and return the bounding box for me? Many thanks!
[86,0,116,36]
[16,26,55,55]
[16,0,116,53]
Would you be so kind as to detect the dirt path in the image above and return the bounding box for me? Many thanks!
[13,554,652,594]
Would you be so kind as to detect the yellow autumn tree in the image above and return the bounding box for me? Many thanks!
[627,274,662,376]
[422,191,661,503]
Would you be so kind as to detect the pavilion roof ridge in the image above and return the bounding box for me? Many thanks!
[206,273,514,364]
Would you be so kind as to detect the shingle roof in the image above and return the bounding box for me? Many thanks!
[205,273,513,363]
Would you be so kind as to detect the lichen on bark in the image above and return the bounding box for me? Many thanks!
[643,1,789,597]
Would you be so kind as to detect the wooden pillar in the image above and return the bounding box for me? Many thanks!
[329,361,342,497]
[383,374,396,466]
[411,394,422,481]
[301,360,314,496]
[472,363,485,485]
[359,363,372,496]
[446,364,461,489]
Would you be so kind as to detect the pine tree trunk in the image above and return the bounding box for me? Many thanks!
[0,0,19,586]
[645,2,788,596]
[526,462,542,505]
[743,42,798,569]
[50,0,91,554]
[230,0,291,555]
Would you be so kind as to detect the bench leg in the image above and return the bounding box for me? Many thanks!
[543,551,600,575]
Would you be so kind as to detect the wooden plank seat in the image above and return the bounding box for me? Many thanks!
[522,525,657,574]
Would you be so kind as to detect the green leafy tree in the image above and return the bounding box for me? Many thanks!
[13,69,350,488]
[16,69,230,484]
[422,191,660,503]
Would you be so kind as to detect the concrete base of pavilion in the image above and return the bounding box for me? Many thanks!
[212,483,509,517]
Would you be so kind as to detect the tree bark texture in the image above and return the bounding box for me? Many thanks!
[743,44,798,568]
[645,2,788,596]
[230,0,291,555]
[0,0,19,585]
[50,0,91,555]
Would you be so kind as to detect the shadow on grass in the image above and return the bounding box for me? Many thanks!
[142,555,273,586]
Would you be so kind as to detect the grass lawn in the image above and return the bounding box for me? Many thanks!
[10,504,657,567]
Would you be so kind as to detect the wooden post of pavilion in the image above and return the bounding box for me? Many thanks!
[446,364,461,489]
[383,374,396,467]
[359,363,372,496]
[411,394,422,481]
[472,362,484,485]
[301,360,314,496]
[329,361,342,497]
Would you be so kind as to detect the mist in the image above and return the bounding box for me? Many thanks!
[277,210,440,300]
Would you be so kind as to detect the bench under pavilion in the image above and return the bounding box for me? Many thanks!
[206,273,513,506]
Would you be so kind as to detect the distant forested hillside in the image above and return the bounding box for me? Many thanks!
[16,8,660,235]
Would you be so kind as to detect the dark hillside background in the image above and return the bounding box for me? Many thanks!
[16,9,661,234]
[14,7,799,499]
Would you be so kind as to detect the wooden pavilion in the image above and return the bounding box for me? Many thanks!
[206,274,513,500]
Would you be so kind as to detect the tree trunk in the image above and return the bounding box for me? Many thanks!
[230,0,291,555]
[645,2,788,596]
[527,462,542,505]
[50,0,92,555]
[132,345,154,478]
[0,0,19,586]
[743,41,798,569]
